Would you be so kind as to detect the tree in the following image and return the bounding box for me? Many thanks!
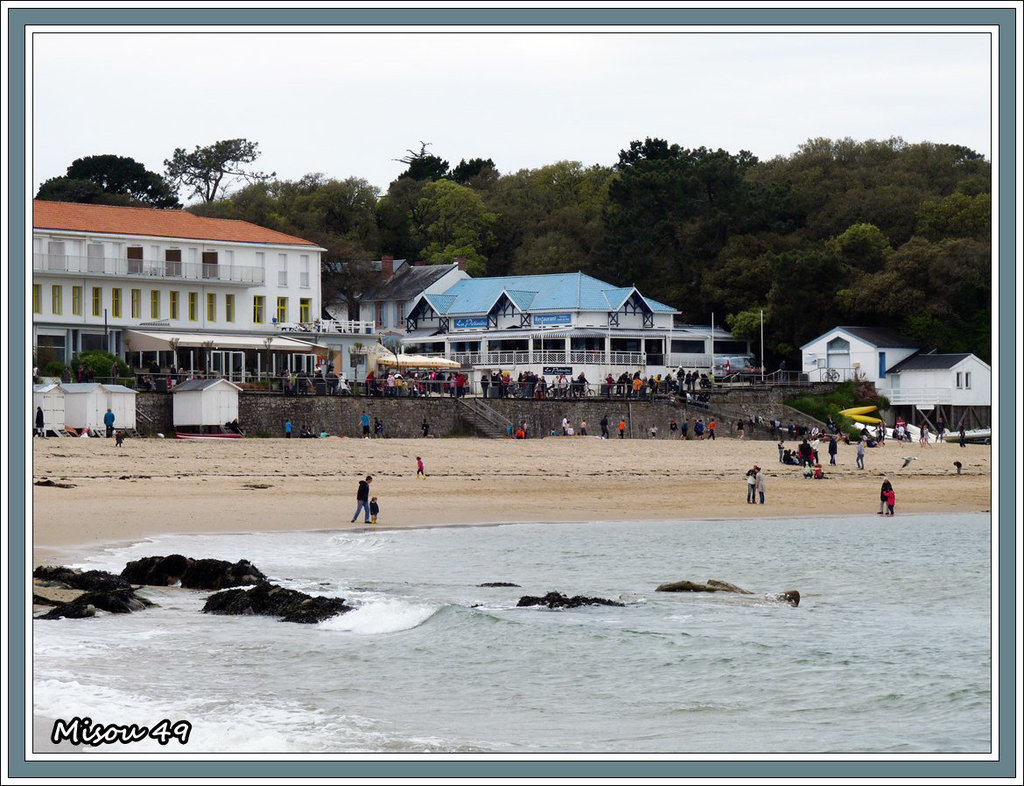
[37,154,179,207]
[828,223,893,273]
[393,142,449,182]
[413,179,496,274]
[449,157,497,185]
[164,138,274,203]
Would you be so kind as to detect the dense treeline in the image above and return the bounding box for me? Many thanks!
[39,136,991,366]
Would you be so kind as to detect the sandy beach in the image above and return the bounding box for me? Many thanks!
[30,434,991,567]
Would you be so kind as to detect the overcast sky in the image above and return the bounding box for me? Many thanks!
[30,28,992,201]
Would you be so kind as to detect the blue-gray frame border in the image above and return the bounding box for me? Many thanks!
[5,4,1018,781]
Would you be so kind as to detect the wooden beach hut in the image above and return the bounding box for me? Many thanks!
[171,378,243,438]
[62,383,137,432]
[33,383,66,434]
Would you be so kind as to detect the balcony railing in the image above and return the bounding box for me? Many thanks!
[885,387,955,405]
[278,319,376,335]
[34,253,265,285]
[449,349,648,368]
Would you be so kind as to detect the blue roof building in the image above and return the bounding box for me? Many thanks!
[400,271,736,380]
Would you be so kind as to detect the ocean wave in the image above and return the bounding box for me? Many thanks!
[317,598,438,634]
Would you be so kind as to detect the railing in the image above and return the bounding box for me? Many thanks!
[278,319,376,335]
[885,387,954,405]
[449,349,648,368]
[34,253,265,285]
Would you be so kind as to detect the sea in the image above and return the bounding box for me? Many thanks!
[32,512,992,755]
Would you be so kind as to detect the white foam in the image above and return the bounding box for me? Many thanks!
[318,599,436,634]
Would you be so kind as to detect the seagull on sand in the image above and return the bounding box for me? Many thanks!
[901,456,919,469]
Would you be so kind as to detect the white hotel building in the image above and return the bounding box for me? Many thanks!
[30,200,353,379]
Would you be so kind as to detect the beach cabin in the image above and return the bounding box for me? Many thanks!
[172,379,243,437]
[61,383,137,432]
[33,382,66,434]
[885,353,991,430]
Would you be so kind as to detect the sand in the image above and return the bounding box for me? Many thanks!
[29,434,992,567]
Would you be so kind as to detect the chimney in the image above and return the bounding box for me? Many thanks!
[380,254,394,279]
[455,256,467,272]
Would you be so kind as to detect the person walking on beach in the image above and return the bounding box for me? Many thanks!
[680,419,689,440]
[360,411,371,439]
[884,487,896,516]
[284,419,292,439]
[351,475,373,523]
[878,476,893,515]
[745,467,757,503]
[35,406,45,438]
[828,435,838,465]
[416,456,425,478]
[369,496,380,525]
[755,466,765,504]
[778,439,785,463]
[959,422,966,448]
[856,439,865,470]
[707,419,716,440]
[600,415,609,439]
[618,418,626,439]
[103,408,115,438]
[421,418,430,438]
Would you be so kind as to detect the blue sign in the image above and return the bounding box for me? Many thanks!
[453,317,489,330]
[534,313,571,326]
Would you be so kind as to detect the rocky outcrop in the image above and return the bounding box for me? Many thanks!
[33,566,133,593]
[478,582,521,588]
[655,578,800,606]
[517,591,625,609]
[120,555,267,590]
[38,589,154,620]
[202,581,353,624]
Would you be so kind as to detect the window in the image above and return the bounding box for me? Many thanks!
[91,287,103,316]
[278,254,288,287]
[72,286,82,316]
[277,296,288,324]
[111,288,122,318]
[165,249,182,276]
[202,251,218,280]
[207,293,217,322]
[150,290,161,319]
[253,296,265,324]
[170,291,180,320]
[33,284,41,314]
[51,285,62,315]
[300,255,310,288]
[187,292,198,321]
[47,241,67,271]
[957,372,972,389]
[87,243,105,273]
[375,302,388,328]
[127,246,144,274]
[131,289,141,318]
[964,372,971,389]
[299,298,312,323]
[225,294,235,323]
[396,301,406,324]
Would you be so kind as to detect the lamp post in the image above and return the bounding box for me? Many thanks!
[760,309,764,384]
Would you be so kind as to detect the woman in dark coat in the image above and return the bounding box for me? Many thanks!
[879,476,893,514]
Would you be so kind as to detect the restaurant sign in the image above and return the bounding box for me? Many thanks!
[452,317,489,330]
[543,366,573,376]
[534,313,572,326]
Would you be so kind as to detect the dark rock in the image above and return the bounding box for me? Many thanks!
[180,558,267,590]
[39,589,153,620]
[706,579,753,594]
[516,591,624,609]
[120,554,191,586]
[34,478,76,488]
[33,566,133,593]
[120,555,267,589]
[655,580,719,593]
[202,581,353,624]
[775,590,800,606]
[32,594,61,606]
[478,582,521,588]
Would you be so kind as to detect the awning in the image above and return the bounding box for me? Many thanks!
[124,330,328,353]
[402,328,442,341]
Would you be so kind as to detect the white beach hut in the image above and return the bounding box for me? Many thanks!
[61,383,138,432]
[172,379,242,436]
[33,383,66,434]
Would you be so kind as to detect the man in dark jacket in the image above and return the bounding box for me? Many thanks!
[351,475,373,523]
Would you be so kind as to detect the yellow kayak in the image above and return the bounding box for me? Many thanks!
[850,414,883,424]
[838,405,878,417]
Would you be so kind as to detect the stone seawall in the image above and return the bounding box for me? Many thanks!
[133,386,831,439]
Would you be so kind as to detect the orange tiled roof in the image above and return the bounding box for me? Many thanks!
[32,200,321,247]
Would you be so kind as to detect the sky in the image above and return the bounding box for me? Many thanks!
[30,25,993,202]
